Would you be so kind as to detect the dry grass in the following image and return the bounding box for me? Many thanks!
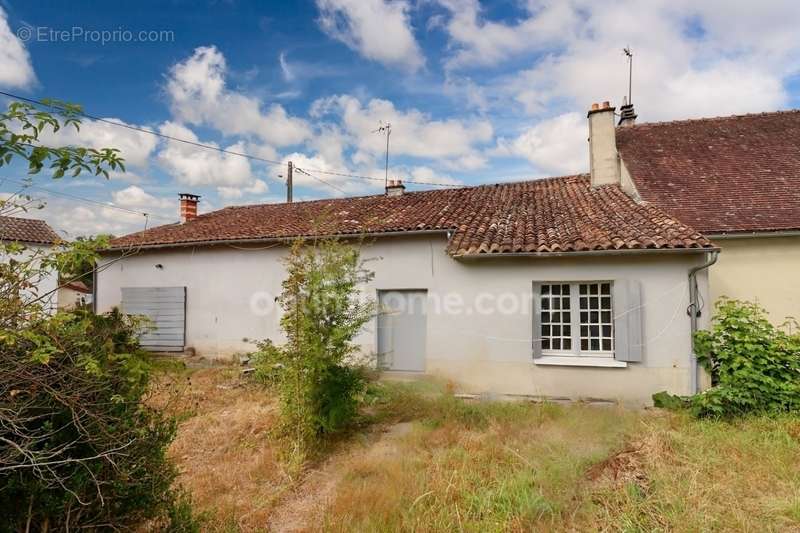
[150,365,800,532]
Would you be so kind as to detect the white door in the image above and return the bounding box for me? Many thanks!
[377,290,427,372]
[121,287,186,352]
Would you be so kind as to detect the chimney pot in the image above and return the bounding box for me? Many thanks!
[385,179,406,197]
[601,101,610,109]
[179,193,200,223]
[591,102,599,111]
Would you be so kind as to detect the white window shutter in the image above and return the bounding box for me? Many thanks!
[613,279,644,362]
[532,282,543,359]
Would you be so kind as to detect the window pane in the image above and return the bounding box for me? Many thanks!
[538,283,573,353]
[579,282,614,353]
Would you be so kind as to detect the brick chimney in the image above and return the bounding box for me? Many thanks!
[179,193,200,222]
[587,101,620,187]
[386,179,406,197]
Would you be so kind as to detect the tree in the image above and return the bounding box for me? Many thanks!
[252,238,375,462]
[0,100,195,530]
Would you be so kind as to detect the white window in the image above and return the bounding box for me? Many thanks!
[539,282,614,357]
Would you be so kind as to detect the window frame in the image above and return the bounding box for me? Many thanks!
[536,281,615,359]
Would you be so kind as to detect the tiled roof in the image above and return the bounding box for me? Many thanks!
[0,216,60,245]
[617,110,800,234]
[109,175,714,256]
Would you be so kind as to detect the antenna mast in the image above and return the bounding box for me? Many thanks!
[374,121,391,188]
[623,46,633,105]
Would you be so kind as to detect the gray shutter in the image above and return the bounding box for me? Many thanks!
[532,282,543,359]
[613,279,643,362]
[121,287,186,352]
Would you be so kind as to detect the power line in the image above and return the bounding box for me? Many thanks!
[0,177,174,222]
[0,90,460,190]
[294,166,347,194]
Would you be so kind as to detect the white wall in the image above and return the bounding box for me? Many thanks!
[96,235,711,405]
[1,243,58,313]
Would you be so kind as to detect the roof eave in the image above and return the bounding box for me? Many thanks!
[452,246,719,260]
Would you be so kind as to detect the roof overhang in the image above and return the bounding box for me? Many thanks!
[454,246,719,260]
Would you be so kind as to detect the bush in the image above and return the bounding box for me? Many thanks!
[251,239,375,459]
[0,309,194,530]
[691,298,800,418]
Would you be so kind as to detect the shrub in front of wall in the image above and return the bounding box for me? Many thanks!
[0,309,199,530]
[691,298,800,418]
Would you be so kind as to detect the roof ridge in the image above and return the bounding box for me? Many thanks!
[214,174,591,214]
[624,108,800,130]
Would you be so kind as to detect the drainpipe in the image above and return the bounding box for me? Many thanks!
[687,251,719,393]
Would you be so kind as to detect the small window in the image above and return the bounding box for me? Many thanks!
[538,282,614,357]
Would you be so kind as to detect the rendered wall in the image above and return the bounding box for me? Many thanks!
[96,235,710,405]
[710,236,800,324]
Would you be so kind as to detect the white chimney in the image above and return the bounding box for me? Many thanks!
[587,101,620,187]
[385,179,406,197]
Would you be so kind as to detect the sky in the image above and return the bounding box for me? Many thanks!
[1,0,799,238]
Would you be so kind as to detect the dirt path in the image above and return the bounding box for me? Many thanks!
[268,422,413,533]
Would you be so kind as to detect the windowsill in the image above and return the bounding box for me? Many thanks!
[534,356,628,368]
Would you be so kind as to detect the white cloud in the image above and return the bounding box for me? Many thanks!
[166,46,311,146]
[112,185,172,210]
[458,0,800,122]
[405,166,463,186]
[218,179,269,199]
[495,112,587,176]
[435,0,577,70]
[37,118,159,168]
[156,121,254,187]
[316,0,424,71]
[0,7,36,88]
[311,95,493,168]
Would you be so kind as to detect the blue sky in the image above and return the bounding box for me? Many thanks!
[1,0,799,237]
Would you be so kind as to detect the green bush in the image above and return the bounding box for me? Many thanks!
[0,309,196,530]
[251,239,375,459]
[691,298,800,417]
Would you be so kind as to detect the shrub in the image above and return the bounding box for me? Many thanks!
[0,309,194,530]
[691,298,800,417]
[251,239,375,459]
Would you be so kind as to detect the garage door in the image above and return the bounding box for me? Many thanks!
[121,287,186,352]
[377,290,427,372]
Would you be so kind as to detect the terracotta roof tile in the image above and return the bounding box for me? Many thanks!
[109,175,715,256]
[0,216,60,245]
[617,110,800,234]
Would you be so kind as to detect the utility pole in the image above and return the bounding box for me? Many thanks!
[287,160,293,203]
[374,122,391,188]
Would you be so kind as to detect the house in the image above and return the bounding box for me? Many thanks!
[0,215,61,312]
[58,280,92,310]
[611,109,800,323]
[97,103,720,406]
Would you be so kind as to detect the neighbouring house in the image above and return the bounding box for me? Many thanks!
[97,104,721,405]
[613,108,800,323]
[58,280,92,310]
[0,215,61,313]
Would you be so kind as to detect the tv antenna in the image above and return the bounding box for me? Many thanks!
[623,46,633,105]
[373,121,391,188]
